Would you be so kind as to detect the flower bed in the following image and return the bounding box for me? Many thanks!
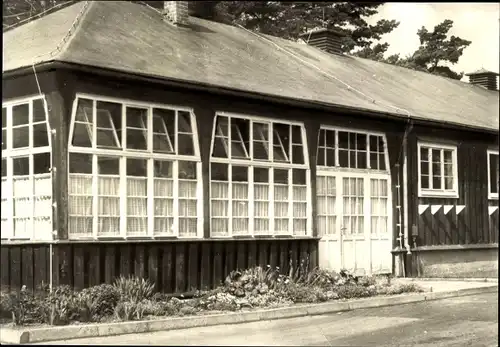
[0,266,423,327]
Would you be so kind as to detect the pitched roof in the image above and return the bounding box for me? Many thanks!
[465,68,500,76]
[3,1,499,132]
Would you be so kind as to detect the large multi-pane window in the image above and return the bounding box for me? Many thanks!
[487,149,499,199]
[68,95,201,239]
[210,113,310,237]
[317,128,386,170]
[1,96,52,240]
[417,142,458,197]
[316,127,390,237]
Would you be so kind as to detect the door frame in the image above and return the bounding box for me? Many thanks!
[317,168,393,274]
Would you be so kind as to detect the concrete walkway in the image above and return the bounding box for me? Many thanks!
[34,291,498,346]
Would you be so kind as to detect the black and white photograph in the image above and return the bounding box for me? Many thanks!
[1,1,498,345]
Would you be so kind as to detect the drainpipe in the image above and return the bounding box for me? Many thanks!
[402,125,413,273]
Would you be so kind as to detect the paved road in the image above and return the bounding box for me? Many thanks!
[37,292,498,346]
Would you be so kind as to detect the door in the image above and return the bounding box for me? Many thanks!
[317,172,392,275]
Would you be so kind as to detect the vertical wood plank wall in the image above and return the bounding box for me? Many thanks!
[0,239,318,293]
[407,130,499,247]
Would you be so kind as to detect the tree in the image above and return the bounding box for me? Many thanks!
[3,0,76,31]
[357,19,471,80]
[211,2,400,53]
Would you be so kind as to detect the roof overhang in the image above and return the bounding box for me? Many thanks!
[3,60,498,135]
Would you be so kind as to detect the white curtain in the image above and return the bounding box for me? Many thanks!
[98,175,120,236]
[127,177,147,236]
[178,179,198,237]
[254,183,269,234]
[316,176,336,237]
[371,179,388,234]
[273,184,289,233]
[210,181,229,236]
[69,174,93,237]
[232,182,249,234]
[154,178,174,235]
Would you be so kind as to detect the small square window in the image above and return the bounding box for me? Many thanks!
[418,142,458,198]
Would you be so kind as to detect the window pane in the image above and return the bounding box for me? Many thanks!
[12,127,29,148]
[293,169,306,185]
[178,111,192,132]
[154,160,172,178]
[33,99,46,123]
[317,147,325,166]
[253,122,270,160]
[490,153,499,194]
[230,118,249,159]
[13,157,29,175]
[12,104,29,126]
[274,169,289,184]
[420,147,428,161]
[34,153,51,174]
[126,158,147,177]
[211,163,228,181]
[232,166,248,182]
[420,160,429,175]
[126,107,147,150]
[444,176,454,190]
[369,135,378,153]
[2,158,6,177]
[254,167,269,183]
[273,123,290,162]
[70,153,92,174]
[292,144,304,164]
[443,150,453,163]
[72,98,93,147]
[95,101,121,149]
[179,161,197,179]
[1,129,6,150]
[431,149,441,164]
[356,133,367,151]
[432,176,441,190]
[291,125,302,144]
[216,116,228,137]
[378,153,386,171]
[212,137,228,158]
[326,148,335,166]
[339,149,348,167]
[325,129,335,148]
[152,108,175,153]
[2,108,6,127]
[357,151,367,169]
[421,175,429,189]
[97,157,119,175]
[33,123,49,147]
[178,133,195,155]
[338,131,349,149]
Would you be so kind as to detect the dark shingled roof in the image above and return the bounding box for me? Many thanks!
[3,1,499,131]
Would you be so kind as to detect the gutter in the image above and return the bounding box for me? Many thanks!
[2,61,498,135]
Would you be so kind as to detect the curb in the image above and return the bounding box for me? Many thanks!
[1,285,497,344]
[398,277,498,283]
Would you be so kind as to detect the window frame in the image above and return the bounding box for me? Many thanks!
[67,93,202,240]
[209,111,311,238]
[2,95,53,241]
[316,126,390,173]
[487,149,499,200]
[417,141,459,198]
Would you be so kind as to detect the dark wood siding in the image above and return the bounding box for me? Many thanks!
[407,127,498,247]
[0,239,318,293]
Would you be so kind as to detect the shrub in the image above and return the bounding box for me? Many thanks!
[77,284,120,322]
[336,284,374,299]
[113,276,155,303]
[114,301,138,321]
[377,283,424,295]
[40,285,80,326]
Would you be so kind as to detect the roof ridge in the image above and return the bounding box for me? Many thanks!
[32,1,91,65]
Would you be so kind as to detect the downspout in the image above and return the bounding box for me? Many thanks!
[402,121,414,276]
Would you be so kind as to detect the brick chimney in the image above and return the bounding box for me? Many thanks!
[299,27,345,55]
[163,1,189,26]
[465,68,499,91]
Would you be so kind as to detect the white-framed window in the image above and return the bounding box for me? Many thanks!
[1,96,53,240]
[317,127,387,171]
[417,142,458,198]
[487,149,499,199]
[316,126,391,237]
[210,112,311,237]
[68,94,202,239]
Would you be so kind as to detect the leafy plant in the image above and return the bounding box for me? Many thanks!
[113,276,155,303]
[114,301,138,321]
[77,284,120,322]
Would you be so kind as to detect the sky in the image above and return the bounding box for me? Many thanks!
[368,3,500,82]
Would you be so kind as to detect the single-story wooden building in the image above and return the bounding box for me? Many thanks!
[2,1,498,293]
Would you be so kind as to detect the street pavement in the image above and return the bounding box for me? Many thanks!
[36,291,498,346]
